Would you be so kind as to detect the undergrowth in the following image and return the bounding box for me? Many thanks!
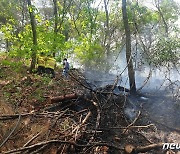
[0,56,78,112]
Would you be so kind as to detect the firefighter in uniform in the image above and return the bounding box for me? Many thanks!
[37,52,45,75]
[45,55,56,78]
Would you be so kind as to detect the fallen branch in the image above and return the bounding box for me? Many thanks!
[125,143,164,153]
[84,98,101,129]
[49,93,78,103]
[0,114,21,148]
[93,101,101,130]
[72,111,91,134]
[29,144,48,154]
[123,111,141,134]
[73,111,91,141]
[46,109,69,138]
[101,124,154,130]
[0,111,65,121]
[23,132,41,147]
[135,143,164,153]
[0,113,32,120]
[3,140,124,154]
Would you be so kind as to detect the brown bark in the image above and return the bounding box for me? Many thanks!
[122,0,136,93]
[135,143,164,153]
[87,1,94,39]
[53,0,58,34]
[49,93,78,103]
[125,143,164,154]
[3,140,123,154]
[27,0,37,73]
[5,39,10,52]
[104,0,111,70]
[52,0,58,57]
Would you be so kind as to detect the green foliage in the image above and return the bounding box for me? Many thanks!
[41,76,51,85]
[37,23,66,54]
[3,91,11,99]
[74,35,105,69]
[127,2,159,31]
[0,21,67,60]
[0,0,20,25]
[159,0,179,22]
[1,59,23,73]
[31,88,45,102]
[0,0,179,70]
[151,37,180,66]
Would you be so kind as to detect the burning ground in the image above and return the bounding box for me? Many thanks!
[0,61,180,154]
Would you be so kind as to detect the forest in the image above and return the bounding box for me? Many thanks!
[0,0,180,153]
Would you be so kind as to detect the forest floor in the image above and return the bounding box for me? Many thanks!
[0,57,179,154]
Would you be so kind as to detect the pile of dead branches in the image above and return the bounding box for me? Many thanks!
[0,92,170,154]
[0,90,122,154]
[0,71,174,154]
[0,108,95,153]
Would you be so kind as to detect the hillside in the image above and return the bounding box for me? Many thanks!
[0,57,179,154]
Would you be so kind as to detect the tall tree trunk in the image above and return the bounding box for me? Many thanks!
[5,39,10,52]
[122,0,136,93]
[155,0,168,36]
[104,0,111,72]
[27,0,37,73]
[53,0,58,57]
[53,0,58,34]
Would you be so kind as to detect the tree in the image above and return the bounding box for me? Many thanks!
[27,0,38,72]
[103,0,110,55]
[122,0,136,93]
[52,0,58,57]
[0,0,22,52]
[103,0,111,72]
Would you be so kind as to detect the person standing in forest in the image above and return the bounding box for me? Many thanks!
[62,58,69,78]
[45,54,56,78]
[37,52,45,75]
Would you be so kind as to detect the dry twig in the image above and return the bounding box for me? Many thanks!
[123,111,141,134]
[0,114,21,148]
[3,140,124,154]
